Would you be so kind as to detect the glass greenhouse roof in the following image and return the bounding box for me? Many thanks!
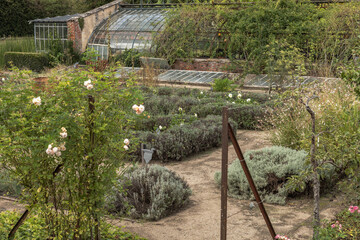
[88,8,166,57]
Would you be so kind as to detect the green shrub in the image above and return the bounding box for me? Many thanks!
[4,52,49,72]
[116,49,142,67]
[133,114,196,131]
[318,206,360,239]
[190,102,271,130]
[212,78,234,92]
[107,164,191,221]
[214,146,308,205]
[48,39,80,66]
[0,210,146,240]
[137,115,238,161]
[0,170,22,197]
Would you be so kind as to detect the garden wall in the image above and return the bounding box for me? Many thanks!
[172,58,232,72]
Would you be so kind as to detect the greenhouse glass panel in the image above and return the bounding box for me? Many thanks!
[87,8,166,59]
[34,23,68,52]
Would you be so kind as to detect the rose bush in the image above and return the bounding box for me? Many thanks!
[0,65,144,238]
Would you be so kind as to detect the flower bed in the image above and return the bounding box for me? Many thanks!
[128,86,273,162]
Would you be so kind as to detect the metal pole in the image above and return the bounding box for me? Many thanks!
[141,143,145,166]
[228,124,276,239]
[220,107,228,240]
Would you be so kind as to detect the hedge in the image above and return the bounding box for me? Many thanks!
[189,103,272,130]
[135,115,238,162]
[4,52,50,72]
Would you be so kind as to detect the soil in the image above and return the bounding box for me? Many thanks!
[0,130,345,240]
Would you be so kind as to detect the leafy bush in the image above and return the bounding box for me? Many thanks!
[4,52,50,72]
[133,114,196,131]
[107,164,191,221]
[318,206,360,239]
[0,64,142,238]
[265,80,360,201]
[0,210,146,240]
[154,1,360,76]
[190,102,271,130]
[116,49,142,67]
[0,170,22,197]
[212,78,234,92]
[214,146,308,205]
[48,39,80,66]
[137,115,238,161]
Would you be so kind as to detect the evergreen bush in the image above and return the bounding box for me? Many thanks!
[214,146,308,205]
[4,52,50,72]
[107,164,191,221]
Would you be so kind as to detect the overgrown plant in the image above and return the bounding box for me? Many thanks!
[211,78,234,92]
[0,64,144,238]
[265,80,360,238]
[265,39,306,93]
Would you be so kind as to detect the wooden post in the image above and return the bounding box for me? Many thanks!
[220,107,228,240]
[228,124,276,239]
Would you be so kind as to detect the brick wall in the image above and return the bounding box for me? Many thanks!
[67,20,82,53]
[172,58,232,72]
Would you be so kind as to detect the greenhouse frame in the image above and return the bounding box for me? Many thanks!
[30,14,80,52]
[87,8,166,59]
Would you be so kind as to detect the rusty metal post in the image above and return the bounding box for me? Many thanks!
[221,107,228,240]
[8,162,65,240]
[8,210,30,240]
[228,124,276,239]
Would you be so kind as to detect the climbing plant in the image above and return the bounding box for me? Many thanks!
[0,64,144,238]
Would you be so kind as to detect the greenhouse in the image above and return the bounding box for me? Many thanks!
[30,14,80,52]
[87,8,166,59]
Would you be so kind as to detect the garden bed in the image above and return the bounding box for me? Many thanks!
[128,86,274,162]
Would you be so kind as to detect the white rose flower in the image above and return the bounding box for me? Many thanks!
[46,148,53,155]
[87,84,94,90]
[60,132,67,138]
[1,78,5,81]
[194,113,198,117]
[138,105,145,113]
[247,98,251,102]
[132,104,139,111]
[56,151,62,157]
[61,127,67,132]
[32,97,41,106]
[159,125,162,130]
[48,144,53,149]
[124,139,130,145]
[237,93,242,99]
[52,147,59,153]
[59,143,66,151]
[200,91,203,95]
[124,145,129,150]
[228,93,232,98]
[232,102,235,104]
[84,79,91,86]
